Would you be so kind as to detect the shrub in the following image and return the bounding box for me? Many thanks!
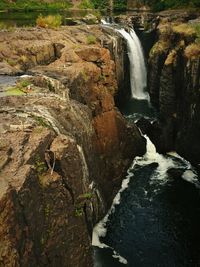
[193,23,200,43]
[78,0,94,9]
[172,23,196,38]
[36,14,62,29]
[87,34,96,44]
[165,49,177,65]
[149,40,170,57]
[184,43,200,59]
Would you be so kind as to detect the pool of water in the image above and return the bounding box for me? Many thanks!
[0,75,18,97]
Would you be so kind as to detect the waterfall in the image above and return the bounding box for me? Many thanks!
[117,29,148,100]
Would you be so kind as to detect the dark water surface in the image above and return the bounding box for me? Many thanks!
[0,10,97,27]
[93,101,200,267]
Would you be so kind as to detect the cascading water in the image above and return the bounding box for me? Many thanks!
[117,29,148,100]
[101,19,148,100]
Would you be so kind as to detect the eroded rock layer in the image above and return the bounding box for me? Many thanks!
[148,18,200,167]
[0,25,146,266]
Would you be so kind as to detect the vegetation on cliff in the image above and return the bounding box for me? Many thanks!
[150,21,200,60]
[137,0,200,10]
[0,0,127,11]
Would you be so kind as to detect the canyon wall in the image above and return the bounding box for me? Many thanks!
[148,18,200,168]
[0,25,146,266]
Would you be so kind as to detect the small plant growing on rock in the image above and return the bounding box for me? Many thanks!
[35,155,48,175]
[78,192,93,200]
[75,206,83,217]
[87,34,96,45]
[5,58,17,67]
[193,23,200,43]
[36,14,62,29]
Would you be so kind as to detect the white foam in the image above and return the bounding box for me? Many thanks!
[113,251,128,264]
[135,136,175,183]
[182,170,198,183]
[92,169,132,263]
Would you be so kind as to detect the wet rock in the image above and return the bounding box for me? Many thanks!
[0,61,22,75]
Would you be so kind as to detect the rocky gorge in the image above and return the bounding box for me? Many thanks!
[0,8,200,267]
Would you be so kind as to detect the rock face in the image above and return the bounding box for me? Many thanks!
[148,19,200,167]
[0,25,146,266]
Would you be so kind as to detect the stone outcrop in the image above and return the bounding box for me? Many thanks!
[0,25,146,266]
[147,20,200,167]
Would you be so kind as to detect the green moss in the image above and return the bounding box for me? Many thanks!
[5,87,25,96]
[17,79,32,88]
[78,192,93,200]
[75,207,84,217]
[87,34,96,45]
[35,155,48,174]
[32,115,50,128]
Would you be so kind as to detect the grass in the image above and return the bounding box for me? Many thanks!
[192,23,200,43]
[4,58,17,67]
[36,14,62,28]
[0,22,15,31]
[149,40,170,57]
[86,34,96,44]
[4,79,33,96]
[172,23,196,38]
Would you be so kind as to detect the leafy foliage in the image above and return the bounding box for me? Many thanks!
[0,0,72,11]
[86,34,97,44]
[36,14,62,28]
[78,0,94,9]
[146,0,200,11]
